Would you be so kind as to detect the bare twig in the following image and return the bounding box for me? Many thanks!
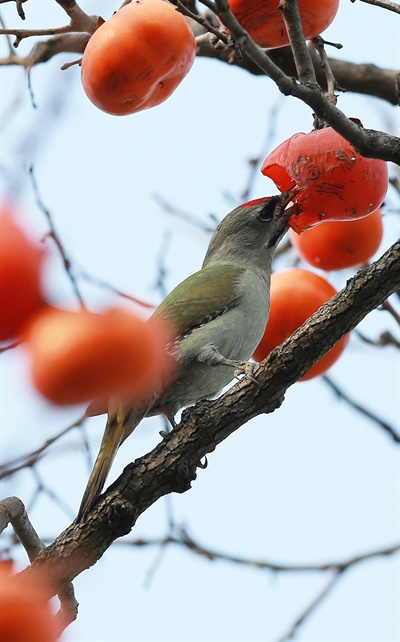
[276,571,341,642]
[75,266,156,310]
[153,193,216,233]
[355,329,400,348]
[355,0,400,14]
[381,298,400,324]
[28,166,87,310]
[311,36,342,105]
[123,530,400,574]
[0,0,98,66]
[239,93,285,202]
[170,0,230,44]
[0,24,71,46]
[120,526,400,637]
[0,0,28,20]
[323,375,400,443]
[276,536,400,640]
[0,414,86,478]
[30,468,76,520]
[0,12,16,54]
[0,496,44,560]
[54,0,98,33]
[54,580,79,631]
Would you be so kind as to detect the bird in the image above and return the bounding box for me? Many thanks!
[77,190,294,520]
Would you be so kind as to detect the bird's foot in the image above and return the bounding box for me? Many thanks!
[232,361,261,386]
[159,412,178,440]
[219,359,260,386]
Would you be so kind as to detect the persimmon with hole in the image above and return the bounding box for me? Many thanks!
[253,268,349,380]
[81,0,196,116]
[0,207,46,342]
[261,125,388,232]
[25,306,176,405]
[0,567,58,642]
[226,0,339,49]
[289,208,384,270]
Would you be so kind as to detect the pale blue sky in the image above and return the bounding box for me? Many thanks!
[0,2,399,641]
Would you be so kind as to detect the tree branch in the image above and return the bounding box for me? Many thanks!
[20,238,400,590]
[212,0,400,162]
[0,1,398,104]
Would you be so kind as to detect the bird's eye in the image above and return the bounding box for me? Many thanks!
[257,196,279,222]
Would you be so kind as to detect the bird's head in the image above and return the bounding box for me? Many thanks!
[202,189,295,271]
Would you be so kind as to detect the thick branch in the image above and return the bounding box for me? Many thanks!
[0,1,398,104]
[211,0,400,162]
[23,239,400,590]
[196,41,400,105]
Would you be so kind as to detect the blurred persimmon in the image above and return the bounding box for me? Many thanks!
[25,306,176,405]
[0,566,58,642]
[0,206,46,342]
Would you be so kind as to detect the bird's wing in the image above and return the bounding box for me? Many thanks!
[86,264,246,418]
[152,263,247,337]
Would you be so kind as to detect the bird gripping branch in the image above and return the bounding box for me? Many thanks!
[77,191,295,520]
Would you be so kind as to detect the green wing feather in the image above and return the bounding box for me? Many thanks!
[152,263,246,336]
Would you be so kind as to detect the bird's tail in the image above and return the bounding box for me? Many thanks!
[77,415,125,521]
[76,404,146,521]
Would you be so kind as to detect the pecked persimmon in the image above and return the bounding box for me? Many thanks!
[81,0,196,115]
[261,126,388,232]
[25,306,176,405]
[226,0,339,49]
[0,567,58,642]
[0,206,46,342]
[253,268,349,380]
[289,208,384,271]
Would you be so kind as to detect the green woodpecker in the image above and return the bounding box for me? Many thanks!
[77,191,294,520]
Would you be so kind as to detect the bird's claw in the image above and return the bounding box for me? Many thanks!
[198,455,208,469]
[233,362,261,386]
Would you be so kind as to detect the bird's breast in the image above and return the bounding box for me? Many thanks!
[157,269,270,410]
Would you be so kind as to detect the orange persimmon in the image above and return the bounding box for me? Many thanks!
[227,0,339,49]
[262,126,388,232]
[253,268,349,380]
[289,209,384,270]
[81,0,196,115]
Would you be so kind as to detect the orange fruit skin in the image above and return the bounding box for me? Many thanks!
[253,268,349,380]
[261,127,388,232]
[0,209,45,342]
[227,0,339,49]
[0,568,58,642]
[25,307,176,405]
[81,0,196,115]
[289,209,384,271]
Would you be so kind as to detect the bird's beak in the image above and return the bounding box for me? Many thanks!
[267,187,300,249]
[276,186,299,215]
